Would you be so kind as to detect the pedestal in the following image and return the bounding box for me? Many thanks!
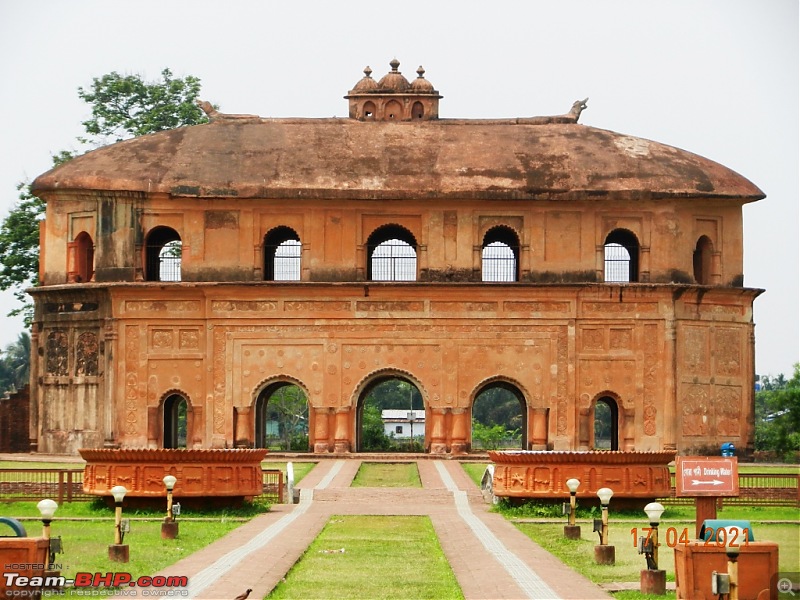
[563,525,581,540]
[161,521,179,539]
[640,569,667,595]
[594,544,615,565]
[108,544,129,562]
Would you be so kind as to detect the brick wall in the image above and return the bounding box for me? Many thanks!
[0,385,30,452]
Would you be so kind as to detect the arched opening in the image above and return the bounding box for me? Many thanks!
[604,229,640,282]
[163,394,188,449]
[356,376,424,452]
[471,382,526,450]
[254,382,309,451]
[73,232,94,283]
[363,101,376,120]
[593,396,619,450]
[367,225,417,281]
[482,226,520,282]
[693,235,713,284]
[385,99,402,120]
[264,226,301,281]
[145,226,182,282]
[412,101,424,119]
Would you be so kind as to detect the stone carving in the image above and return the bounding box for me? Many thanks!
[75,331,99,376]
[179,330,200,349]
[212,328,227,434]
[609,328,632,350]
[714,328,741,376]
[126,300,200,312]
[715,386,741,436]
[526,98,588,124]
[642,323,659,436]
[683,327,708,375]
[46,330,69,376]
[681,384,710,436]
[152,330,174,349]
[583,328,604,350]
[211,300,277,312]
[196,100,260,122]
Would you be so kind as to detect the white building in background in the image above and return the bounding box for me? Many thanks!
[381,410,426,439]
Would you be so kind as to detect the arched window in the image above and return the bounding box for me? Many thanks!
[264,227,301,281]
[145,226,181,282]
[363,101,376,120]
[412,101,424,119]
[482,226,519,282]
[367,225,417,281]
[255,383,309,451]
[693,235,713,285]
[163,394,188,449]
[472,382,526,450]
[72,232,94,283]
[385,100,402,120]
[593,396,619,451]
[604,229,639,283]
[356,376,424,452]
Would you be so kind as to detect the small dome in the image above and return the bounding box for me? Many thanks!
[410,66,435,93]
[377,59,410,92]
[351,66,378,92]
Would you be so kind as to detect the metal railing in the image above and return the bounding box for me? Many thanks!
[661,472,799,507]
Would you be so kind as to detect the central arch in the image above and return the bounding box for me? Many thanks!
[354,370,426,452]
[471,379,527,450]
[592,394,620,451]
[254,379,310,451]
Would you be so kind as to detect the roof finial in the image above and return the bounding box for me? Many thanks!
[416,66,426,78]
[363,66,373,78]
[389,58,400,72]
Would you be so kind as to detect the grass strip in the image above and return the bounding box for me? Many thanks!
[267,515,463,599]
[351,462,421,487]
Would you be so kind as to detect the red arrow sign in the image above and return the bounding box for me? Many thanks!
[675,456,739,497]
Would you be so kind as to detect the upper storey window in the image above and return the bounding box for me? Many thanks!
[264,227,301,281]
[604,229,639,283]
[70,232,94,283]
[482,226,519,282]
[145,226,181,282]
[693,235,713,285]
[367,225,417,281]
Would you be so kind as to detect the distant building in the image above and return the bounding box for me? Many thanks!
[381,410,426,439]
[30,60,763,456]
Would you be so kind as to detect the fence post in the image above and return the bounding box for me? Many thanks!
[67,470,73,502]
[57,471,65,505]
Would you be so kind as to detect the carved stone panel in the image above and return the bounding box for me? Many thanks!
[715,385,741,437]
[683,326,709,376]
[681,383,711,436]
[714,327,741,376]
[75,331,99,376]
[46,330,69,376]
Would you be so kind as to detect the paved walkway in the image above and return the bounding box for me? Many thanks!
[130,460,612,600]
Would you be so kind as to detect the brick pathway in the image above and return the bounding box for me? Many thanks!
[128,460,612,600]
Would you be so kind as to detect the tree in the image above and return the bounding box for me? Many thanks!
[265,385,308,451]
[0,332,31,395]
[0,69,207,323]
[755,365,800,461]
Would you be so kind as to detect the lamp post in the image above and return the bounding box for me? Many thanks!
[109,485,129,563]
[726,528,742,600]
[563,478,581,539]
[407,410,415,452]
[161,475,179,539]
[640,501,666,595]
[36,499,57,540]
[593,487,615,565]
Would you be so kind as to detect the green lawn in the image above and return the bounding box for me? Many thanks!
[351,462,422,487]
[267,515,463,599]
[262,460,316,484]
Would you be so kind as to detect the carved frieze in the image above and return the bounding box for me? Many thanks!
[211,300,277,312]
[504,301,570,313]
[715,386,741,437]
[681,383,710,436]
[683,326,709,375]
[75,331,99,376]
[714,328,741,376]
[179,330,200,349]
[642,323,659,436]
[151,330,174,350]
[46,330,69,376]
[126,300,201,312]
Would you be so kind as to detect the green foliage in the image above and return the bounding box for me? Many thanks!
[77,68,206,145]
[0,68,206,324]
[265,384,309,451]
[755,365,800,461]
[361,403,392,451]
[472,385,523,430]
[472,419,520,450]
[0,332,31,394]
[364,379,423,410]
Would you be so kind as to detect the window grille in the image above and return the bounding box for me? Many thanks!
[272,240,301,281]
[158,241,182,282]
[604,243,632,282]
[482,241,516,282]
[371,239,416,281]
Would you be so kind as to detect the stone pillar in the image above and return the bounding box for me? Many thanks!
[450,408,469,454]
[429,408,447,454]
[234,407,251,447]
[147,406,159,447]
[623,408,636,451]
[334,407,350,453]
[578,408,591,450]
[192,405,204,448]
[531,407,549,450]
[313,407,331,453]
[663,318,677,451]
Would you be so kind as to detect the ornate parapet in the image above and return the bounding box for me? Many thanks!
[80,448,268,501]
[489,450,675,503]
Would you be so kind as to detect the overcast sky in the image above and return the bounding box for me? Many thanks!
[0,0,797,377]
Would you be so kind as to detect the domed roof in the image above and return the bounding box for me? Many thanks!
[376,59,410,92]
[410,66,435,93]
[350,66,379,93]
[32,118,764,202]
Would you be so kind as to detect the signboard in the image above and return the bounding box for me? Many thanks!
[675,456,739,497]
